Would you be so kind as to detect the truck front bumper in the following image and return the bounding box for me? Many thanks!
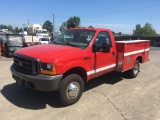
[10,65,63,91]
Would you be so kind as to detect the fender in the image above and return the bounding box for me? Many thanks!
[133,53,143,63]
[56,60,90,75]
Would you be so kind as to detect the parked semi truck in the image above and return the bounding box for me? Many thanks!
[10,28,150,106]
[27,24,50,40]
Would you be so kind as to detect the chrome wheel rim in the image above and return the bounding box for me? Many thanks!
[134,64,139,75]
[66,82,80,100]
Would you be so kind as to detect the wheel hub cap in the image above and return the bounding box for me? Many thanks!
[66,82,80,99]
[134,64,138,75]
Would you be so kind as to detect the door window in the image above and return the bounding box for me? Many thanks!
[94,32,112,47]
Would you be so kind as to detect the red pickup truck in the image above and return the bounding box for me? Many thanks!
[11,28,150,106]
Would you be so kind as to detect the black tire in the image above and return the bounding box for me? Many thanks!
[8,51,13,57]
[5,51,9,57]
[57,74,84,106]
[128,60,140,78]
[2,48,5,53]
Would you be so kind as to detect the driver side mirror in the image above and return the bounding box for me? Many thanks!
[92,42,110,53]
[102,42,110,52]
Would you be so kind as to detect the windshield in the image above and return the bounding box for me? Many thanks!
[51,29,95,48]
[40,38,49,41]
[7,36,23,46]
[36,30,48,34]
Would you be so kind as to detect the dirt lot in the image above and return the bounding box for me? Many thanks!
[0,47,160,120]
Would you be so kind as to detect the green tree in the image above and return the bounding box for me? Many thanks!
[0,24,4,29]
[67,16,80,28]
[0,24,15,32]
[133,23,157,36]
[2,25,7,29]
[43,20,53,34]
[7,25,14,31]
[19,27,23,32]
[24,27,27,31]
[133,24,143,36]
[116,32,122,36]
[142,23,157,36]
[88,26,93,28]
[14,27,19,33]
[112,31,116,36]
[4,25,6,29]
[60,22,67,32]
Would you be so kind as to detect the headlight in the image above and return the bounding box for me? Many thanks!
[47,64,52,70]
[27,43,30,46]
[40,62,56,75]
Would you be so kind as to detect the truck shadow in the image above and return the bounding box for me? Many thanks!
[1,84,62,109]
[1,71,128,109]
[85,71,124,91]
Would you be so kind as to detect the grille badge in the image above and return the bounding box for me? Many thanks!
[19,61,23,66]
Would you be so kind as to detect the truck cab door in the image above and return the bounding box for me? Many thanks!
[92,31,116,78]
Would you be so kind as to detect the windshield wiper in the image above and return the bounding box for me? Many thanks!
[52,41,78,47]
[64,42,77,47]
[51,41,62,45]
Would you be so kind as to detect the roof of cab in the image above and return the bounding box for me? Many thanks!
[69,27,110,31]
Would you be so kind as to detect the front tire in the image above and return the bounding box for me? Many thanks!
[57,74,84,106]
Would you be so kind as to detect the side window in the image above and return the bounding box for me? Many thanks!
[94,32,112,46]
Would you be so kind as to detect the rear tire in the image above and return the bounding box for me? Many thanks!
[128,60,140,78]
[57,74,84,106]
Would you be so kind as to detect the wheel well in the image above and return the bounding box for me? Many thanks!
[136,56,142,63]
[63,67,87,83]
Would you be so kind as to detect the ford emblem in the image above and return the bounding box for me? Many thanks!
[19,61,23,66]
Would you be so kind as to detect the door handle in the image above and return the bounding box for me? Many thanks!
[112,52,115,57]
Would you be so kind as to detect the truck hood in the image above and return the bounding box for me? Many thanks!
[15,44,86,63]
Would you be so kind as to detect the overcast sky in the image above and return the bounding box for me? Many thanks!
[0,0,160,34]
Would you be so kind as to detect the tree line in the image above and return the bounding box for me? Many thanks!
[59,16,159,37]
[1,16,159,37]
[133,23,159,36]
[0,24,27,33]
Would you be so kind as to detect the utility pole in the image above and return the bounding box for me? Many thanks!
[53,13,54,32]
[23,24,25,31]
[22,24,25,37]
[28,19,29,26]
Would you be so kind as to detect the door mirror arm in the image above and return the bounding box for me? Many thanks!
[92,44,102,53]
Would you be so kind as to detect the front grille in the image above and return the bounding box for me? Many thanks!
[13,53,40,75]
[42,35,48,37]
